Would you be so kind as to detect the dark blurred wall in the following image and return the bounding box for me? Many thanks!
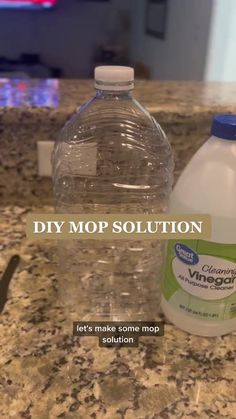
[0,0,130,78]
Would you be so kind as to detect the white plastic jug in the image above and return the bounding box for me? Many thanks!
[161,115,236,336]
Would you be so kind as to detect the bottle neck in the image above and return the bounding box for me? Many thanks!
[95,89,133,99]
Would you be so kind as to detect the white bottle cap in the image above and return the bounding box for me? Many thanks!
[94,66,134,91]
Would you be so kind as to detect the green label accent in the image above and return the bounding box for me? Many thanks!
[162,239,236,321]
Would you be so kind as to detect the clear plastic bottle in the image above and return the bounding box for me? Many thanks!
[52,66,173,322]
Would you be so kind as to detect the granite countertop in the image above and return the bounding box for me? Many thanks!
[1,79,236,125]
[0,206,235,419]
[1,79,236,417]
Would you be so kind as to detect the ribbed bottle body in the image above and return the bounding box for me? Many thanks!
[52,91,173,321]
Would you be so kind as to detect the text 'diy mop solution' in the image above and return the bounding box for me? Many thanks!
[162,115,236,336]
[52,66,173,321]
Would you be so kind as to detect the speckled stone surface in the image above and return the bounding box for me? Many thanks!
[1,80,236,122]
[1,81,236,417]
[1,80,236,205]
[0,206,236,419]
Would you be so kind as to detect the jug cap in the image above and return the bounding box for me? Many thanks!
[211,115,236,140]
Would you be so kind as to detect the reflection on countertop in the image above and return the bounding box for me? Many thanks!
[0,206,235,418]
[0,79,59,108]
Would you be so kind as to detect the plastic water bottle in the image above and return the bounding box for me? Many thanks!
[52,66,173,321]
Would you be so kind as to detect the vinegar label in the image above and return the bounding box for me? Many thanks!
[163,239,236,321]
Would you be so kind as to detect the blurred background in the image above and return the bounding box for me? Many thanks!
[0,0,235,81]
